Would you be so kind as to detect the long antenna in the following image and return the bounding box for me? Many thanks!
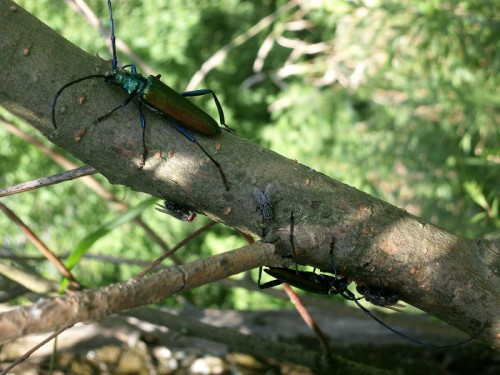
[51,74,107,129]
[107,0,118,70]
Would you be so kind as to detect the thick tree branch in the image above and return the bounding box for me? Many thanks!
[0,1,498,348]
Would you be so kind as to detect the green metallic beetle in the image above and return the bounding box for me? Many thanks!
[52,0,230,190]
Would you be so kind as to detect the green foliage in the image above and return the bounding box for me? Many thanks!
[1,0,498,311]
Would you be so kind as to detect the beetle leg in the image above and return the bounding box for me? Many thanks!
[258,267,284,289]
[162,115,229,191]
[180,88,234,133]
[94,92,137,124]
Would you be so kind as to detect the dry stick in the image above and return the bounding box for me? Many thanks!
[0,324,74,375]
[0,243,280,343]
[0,165,97,197]
[283,211,331,357]
[134,221,218,279]
[282,284,332,359]
[0,202,81,289]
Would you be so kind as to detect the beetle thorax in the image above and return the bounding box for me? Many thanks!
[105,70,148,95]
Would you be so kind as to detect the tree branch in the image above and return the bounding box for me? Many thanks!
[126,308,391,375]
[0,243,280,343]
[0,1,498,348]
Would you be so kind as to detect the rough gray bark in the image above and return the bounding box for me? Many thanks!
[0,0,498,348]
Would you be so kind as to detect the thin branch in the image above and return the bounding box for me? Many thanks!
[0,243,281,343]
[0,325,74,375]
[0,165,96,197]
[0,202,81,289]
[282,283,331,358]
[134,220,218,278]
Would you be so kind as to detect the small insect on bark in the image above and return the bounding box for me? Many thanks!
[252,183,276,222]
[356,282,405,312]
[155,193,196,222]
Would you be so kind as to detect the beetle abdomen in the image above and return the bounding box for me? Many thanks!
[142,76,221,135]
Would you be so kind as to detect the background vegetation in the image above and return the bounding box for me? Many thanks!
[0,0,498,360]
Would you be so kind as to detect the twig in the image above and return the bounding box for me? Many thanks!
[0,202,81,289]
[0,166,96,197]
[134,221,218,278]
[0,243,281,343]
[282,284,332,359]
[0,324,74,375]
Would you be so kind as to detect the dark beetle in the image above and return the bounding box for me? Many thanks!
[259,265,476,348]
[259,267,357,301]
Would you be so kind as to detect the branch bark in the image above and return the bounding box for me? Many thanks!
[0,0,498,348]
[0,243,280,343]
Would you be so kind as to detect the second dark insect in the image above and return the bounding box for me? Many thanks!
[156,194,197,222]
[252,183,276,222]
[356,283,404,311]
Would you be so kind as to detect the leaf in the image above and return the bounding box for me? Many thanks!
[464,181,488,210]
[59,196,157,290]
